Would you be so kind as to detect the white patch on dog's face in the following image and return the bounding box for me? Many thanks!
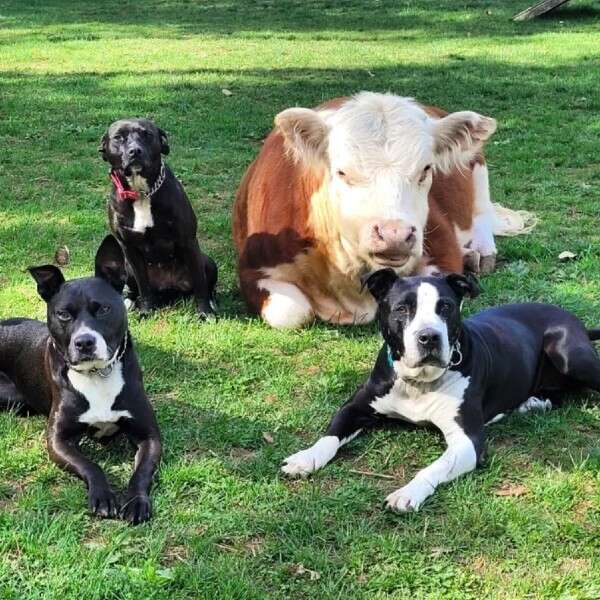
[68,324,111,371]
[401,282,450,370]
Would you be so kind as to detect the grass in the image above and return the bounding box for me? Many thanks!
[1,0,600,597]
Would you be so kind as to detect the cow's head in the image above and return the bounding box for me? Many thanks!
[275,92,496,275]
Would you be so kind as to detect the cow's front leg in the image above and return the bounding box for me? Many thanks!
[282,388,377,477]
[385,425,484,512]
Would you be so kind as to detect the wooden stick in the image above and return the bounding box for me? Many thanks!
[349,469,395,480]
[513,0,571,21]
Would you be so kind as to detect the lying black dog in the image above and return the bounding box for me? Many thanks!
[100,118,217,318]
[283,269,600,511]
[0,236,161,524]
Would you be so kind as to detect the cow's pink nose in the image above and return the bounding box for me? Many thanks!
[372,223,416,247]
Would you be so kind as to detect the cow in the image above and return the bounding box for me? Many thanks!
[233,92,533,329]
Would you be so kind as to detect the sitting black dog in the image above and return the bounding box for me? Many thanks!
[283,269,600,511]
[0,236,161,524]
[100,118,217,318]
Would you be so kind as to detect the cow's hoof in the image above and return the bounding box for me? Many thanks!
[463,249,481,274]
[479,254,496,274]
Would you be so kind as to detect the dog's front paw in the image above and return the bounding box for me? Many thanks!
[385,479,434,513]
[281,437,339,478]
[281,448,320,477]
[197,301,217,321]
[88,486,119,518]
[120,493,152,525]
[137,297,157,317]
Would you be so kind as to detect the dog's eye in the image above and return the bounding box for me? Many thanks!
[56,310,72,322]
[438,301,453,314]
[395,305,408,315]
[96,305,111,316]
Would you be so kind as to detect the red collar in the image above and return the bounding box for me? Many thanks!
[110,171,139,201]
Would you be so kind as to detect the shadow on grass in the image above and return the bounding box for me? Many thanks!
[1,0,599,43]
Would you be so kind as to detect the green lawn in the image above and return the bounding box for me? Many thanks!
[1,0,600,597]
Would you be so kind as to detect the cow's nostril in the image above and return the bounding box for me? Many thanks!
[373,224,384,241]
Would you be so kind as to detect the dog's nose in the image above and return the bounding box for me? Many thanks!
[74,334,96,352]
[417,328,440,348]
[127,146,142,158]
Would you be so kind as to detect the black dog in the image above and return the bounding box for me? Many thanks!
[0,236,161,524]
[283,269,600,511]
[100,118,217,318]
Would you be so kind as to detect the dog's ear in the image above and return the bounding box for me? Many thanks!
[446,272,481,300]
[361,268,399,302]
[99,131,109,162]
[28,265,66,302]
[158,128,170,155]
[95,235,126,293]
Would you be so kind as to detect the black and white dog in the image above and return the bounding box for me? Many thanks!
[0,236,161,524]
[282,269,600,511]
[100,118,217,318]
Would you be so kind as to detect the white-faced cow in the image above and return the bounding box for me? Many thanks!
[233,92,532,328]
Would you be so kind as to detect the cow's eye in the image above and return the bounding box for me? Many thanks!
[96,305,111,316]
[56,310,72,322]
[419,164,432,183]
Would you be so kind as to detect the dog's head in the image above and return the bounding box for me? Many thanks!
[28,235,128,373]
[363,269,480,382]
[99,118,169,178]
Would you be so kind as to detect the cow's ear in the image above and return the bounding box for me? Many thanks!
[361,268,399,302]
[275,107,329,166]
[158,127,170,155]
[28,265,66,302]
[445,272,481,300]
[99,131,109,161]
[431,111,496,173]
[95,235,127,293]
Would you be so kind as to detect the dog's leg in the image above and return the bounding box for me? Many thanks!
[385,421,484,512]
[122,246,155,315]
[47,420,119,518]
[121,422,161,525]
[544,329,600,393]
[282,389,378,477]
[183,240,216,318]
[0,375,28,415]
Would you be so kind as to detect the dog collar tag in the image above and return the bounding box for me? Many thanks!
[110,171,139,201]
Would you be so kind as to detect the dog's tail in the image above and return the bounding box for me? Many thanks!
[492,203,537,237]
[588,328,600,342]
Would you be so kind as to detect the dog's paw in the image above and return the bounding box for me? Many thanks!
[88,486,119,518]
[518,396,552,414]
[120,493,152,525]
[281,448,320,477]
[385,479,434,513]
[197,303,217,321]
[137,297,157,317]
[281,437,339,478]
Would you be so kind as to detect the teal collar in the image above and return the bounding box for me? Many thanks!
[386,344,395,368]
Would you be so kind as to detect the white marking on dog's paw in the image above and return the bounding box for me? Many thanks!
[123,298,135,311]
[518,396,552,414]
[281,436,339,478]
[385,479,434,512]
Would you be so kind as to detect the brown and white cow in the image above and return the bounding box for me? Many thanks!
[233,92,531,328]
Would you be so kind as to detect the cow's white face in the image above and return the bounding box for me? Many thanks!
[275,92,496,275]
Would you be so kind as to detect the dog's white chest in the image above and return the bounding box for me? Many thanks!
[370,369,470,432]
[68,363,132,438]
[132,197,154,233]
